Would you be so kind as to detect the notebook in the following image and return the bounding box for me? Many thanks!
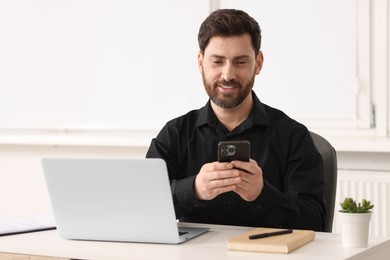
[227,227,315,254]
[42,158,208,244]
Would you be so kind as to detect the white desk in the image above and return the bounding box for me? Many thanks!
[0,222,389,260]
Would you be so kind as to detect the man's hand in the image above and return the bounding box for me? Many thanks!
[194,159,264,201]
[231,159,264,201]
[194,162,241,200]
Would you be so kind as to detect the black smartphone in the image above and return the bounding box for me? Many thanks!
[218,140,250,162]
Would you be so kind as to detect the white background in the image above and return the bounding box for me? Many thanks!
[0,0,358,130]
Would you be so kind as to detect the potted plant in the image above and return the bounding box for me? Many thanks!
[338,197,374,247]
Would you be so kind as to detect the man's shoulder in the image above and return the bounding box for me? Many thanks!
[262,103,296,123]
[165,107,205,129]
[261,103,308,133]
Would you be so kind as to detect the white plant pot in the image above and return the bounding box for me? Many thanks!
[338,212,372,248]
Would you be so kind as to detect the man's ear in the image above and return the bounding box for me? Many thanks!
[198,51,204,73]
[255,51,264,75]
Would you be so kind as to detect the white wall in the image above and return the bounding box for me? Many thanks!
[0,0,209,130]
[0,0,372,131]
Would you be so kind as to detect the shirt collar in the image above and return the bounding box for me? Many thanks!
[195,90,270,128]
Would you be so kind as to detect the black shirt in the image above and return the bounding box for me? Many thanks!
[146,91,326,231]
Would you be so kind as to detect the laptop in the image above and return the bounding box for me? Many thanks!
[42,158,208,244]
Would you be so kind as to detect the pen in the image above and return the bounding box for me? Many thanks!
[248,229,293,240]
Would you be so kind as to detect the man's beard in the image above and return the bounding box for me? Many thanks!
[202,72,255,109]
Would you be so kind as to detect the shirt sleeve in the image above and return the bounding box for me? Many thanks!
[247,126,326,231]
[146,127,205,219]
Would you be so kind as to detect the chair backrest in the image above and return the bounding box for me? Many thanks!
[310,131,337,232]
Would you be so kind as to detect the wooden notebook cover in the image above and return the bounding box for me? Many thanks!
[227,228,315,254]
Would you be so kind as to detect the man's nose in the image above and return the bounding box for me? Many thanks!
[221,63,236,82]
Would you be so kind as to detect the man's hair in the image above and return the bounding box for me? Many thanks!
[198,9,262,56]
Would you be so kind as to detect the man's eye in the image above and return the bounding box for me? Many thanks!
[236,60,247,65]
[212,60,223,64]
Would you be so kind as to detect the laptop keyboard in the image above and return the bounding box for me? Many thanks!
[179,231,189,236]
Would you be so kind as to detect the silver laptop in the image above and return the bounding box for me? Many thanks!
[42,158,208,244]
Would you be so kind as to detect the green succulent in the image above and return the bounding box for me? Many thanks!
[339,197,374,213]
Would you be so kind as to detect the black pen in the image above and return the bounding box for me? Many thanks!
[248,229,293,240]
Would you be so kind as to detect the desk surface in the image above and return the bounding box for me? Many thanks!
[0,222,389,260]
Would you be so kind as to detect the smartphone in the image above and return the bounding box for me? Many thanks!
[218,140,250,162]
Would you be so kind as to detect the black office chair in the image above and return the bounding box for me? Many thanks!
[310,132,337,232]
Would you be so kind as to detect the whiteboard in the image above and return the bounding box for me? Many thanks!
[0,0,358,130]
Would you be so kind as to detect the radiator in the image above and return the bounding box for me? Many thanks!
[333,170,390,237]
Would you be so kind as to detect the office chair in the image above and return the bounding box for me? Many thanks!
[310,132,337,232]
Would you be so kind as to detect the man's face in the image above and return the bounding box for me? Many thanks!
[198,33,263,108]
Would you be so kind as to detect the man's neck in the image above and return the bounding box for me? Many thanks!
[211,92,253,132]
